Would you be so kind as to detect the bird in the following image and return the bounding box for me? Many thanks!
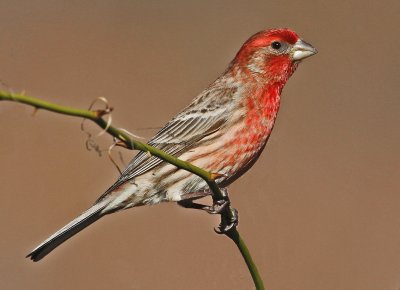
[27,28,317,262]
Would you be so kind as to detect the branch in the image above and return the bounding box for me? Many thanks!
[0,90,265,290]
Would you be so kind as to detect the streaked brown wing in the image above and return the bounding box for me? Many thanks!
[98,86,237,199]
[123,115,224,177]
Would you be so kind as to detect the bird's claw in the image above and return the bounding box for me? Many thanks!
[214,207,239,234]
[177,189,239,234]
[204,199,230,214]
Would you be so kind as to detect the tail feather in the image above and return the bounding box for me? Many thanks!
[26,200,109,262]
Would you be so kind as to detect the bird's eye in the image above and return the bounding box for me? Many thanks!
[271,41,282,50]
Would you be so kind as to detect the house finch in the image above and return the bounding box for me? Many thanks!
[27,28,316,261]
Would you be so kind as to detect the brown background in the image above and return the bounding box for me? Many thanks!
[0,1,399,289]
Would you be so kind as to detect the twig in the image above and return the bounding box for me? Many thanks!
[0,90,265,290]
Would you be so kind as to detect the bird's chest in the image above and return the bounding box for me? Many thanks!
[213,88,281,176]
[236,87,281,150]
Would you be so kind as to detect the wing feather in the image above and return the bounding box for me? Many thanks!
[98,85,238,199]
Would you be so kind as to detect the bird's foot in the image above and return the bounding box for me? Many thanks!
[177,188,239,234]
[214,207,239,234]
[204,199,230,214]
[209,188,239,233]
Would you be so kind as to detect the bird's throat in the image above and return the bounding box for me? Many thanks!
[245,83,282,129]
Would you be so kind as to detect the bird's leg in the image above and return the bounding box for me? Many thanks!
[177,199,211,211]
[177,198,230,214]
[177,190,229,214]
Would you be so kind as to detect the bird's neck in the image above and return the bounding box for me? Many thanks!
[219,65,288,131]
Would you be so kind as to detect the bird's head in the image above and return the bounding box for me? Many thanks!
[234,28,317,82]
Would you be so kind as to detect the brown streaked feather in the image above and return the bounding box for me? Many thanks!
[97,86,238,201]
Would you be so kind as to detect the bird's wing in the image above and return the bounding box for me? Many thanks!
[122,109,226,178]
[99,86,237,197]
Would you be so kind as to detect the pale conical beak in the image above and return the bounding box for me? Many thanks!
[292,39,317,61]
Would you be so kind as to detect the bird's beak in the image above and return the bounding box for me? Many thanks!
[292,39,317,61]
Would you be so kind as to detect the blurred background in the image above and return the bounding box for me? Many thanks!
[0,1,399,289]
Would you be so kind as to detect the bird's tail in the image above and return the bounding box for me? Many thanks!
[26,199,109,262]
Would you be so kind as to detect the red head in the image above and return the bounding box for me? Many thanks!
[233,28,317,82]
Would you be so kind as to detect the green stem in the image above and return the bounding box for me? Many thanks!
[226,228,265,290]
[0,90,265,289]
